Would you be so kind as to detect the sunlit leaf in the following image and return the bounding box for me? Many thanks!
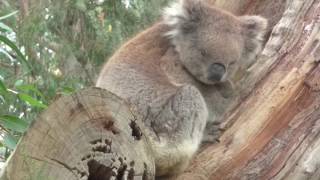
[18,93,47,109]
[3,133,18,150]
[108,24,112,32]
[0,11,18,21]
[14,79,24,87]
[0,95,5,103]
[0,47,15,61]
[61,86,75,95]
[0,79,7,94]
[75,0,87,11]
[0,35,32,73]
[0,22,13,32]
[16,84,45,100]
[0,115,29,133]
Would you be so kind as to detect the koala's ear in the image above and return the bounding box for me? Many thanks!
[240,16,268,41]
[163,0,203,38]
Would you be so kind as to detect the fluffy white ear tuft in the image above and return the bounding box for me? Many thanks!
[163,0,202,39]
[163,0,186,38]
[163,0,186,25]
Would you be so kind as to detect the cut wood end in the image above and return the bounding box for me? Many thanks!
[0,87,155,180]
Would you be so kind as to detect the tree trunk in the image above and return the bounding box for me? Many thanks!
[177,0,320,179]
[1,0,320,179]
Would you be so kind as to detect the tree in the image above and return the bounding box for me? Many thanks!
[1,0,320,179]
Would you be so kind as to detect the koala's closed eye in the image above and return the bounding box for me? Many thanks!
[229,61,236,66]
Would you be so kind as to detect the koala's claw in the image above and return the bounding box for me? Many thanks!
[201,122,225,145]
[201,135,220,144]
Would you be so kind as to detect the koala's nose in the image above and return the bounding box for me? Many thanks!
[208,63,226,82]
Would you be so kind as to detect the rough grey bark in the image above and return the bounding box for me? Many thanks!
[177,0,320,179]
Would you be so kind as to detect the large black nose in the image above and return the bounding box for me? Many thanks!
[208,63,226,82]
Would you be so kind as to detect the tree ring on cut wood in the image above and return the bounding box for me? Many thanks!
[1,87,155,180]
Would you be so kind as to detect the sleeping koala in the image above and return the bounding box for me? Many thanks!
[96,0,267,178]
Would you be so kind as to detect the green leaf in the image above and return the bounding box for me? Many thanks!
[0,11,18,21]
[75,0,87,11]
[18,93,47,109]
[61,86,75,95]
[0,95,5,103]
[14,79,24,87]
[3,133,17,150]
[16,84,45,100]
[0,22,13,32]
[0,115,29,133]
[0,35,32,73]
[0,47,15,61]
[0,79,7,94]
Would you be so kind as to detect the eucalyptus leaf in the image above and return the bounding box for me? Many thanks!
[0,79,7,94]
[75,0,87,11]
[0,35,32,73]
[0,95,5,103]
[0,22,13,32]
[0,47,15,61]
[16,84,45,100]
[0,11,18,21]
[14,80,24,87]
[3,133,18,150]
[0,115,29,133]
[61,86,75,95]
[18,93,47,109]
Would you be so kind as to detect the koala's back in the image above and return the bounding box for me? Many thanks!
[97,23,176,119]
[99,22,168,72]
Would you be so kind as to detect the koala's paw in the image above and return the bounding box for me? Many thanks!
[201,121,225,145]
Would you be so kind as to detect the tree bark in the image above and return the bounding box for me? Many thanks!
[177,0,320,179]
[1,0,320,180]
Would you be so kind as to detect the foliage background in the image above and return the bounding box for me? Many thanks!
[0,0,170,161]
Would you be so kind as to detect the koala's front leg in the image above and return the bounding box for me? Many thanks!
[150,85,208,177]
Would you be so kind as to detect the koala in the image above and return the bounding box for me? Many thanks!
[96,0,267,178]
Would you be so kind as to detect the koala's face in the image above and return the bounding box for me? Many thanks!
[164,0,268,85]
[175,18,244,84]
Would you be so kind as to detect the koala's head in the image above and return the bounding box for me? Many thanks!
[163,0,268,85]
